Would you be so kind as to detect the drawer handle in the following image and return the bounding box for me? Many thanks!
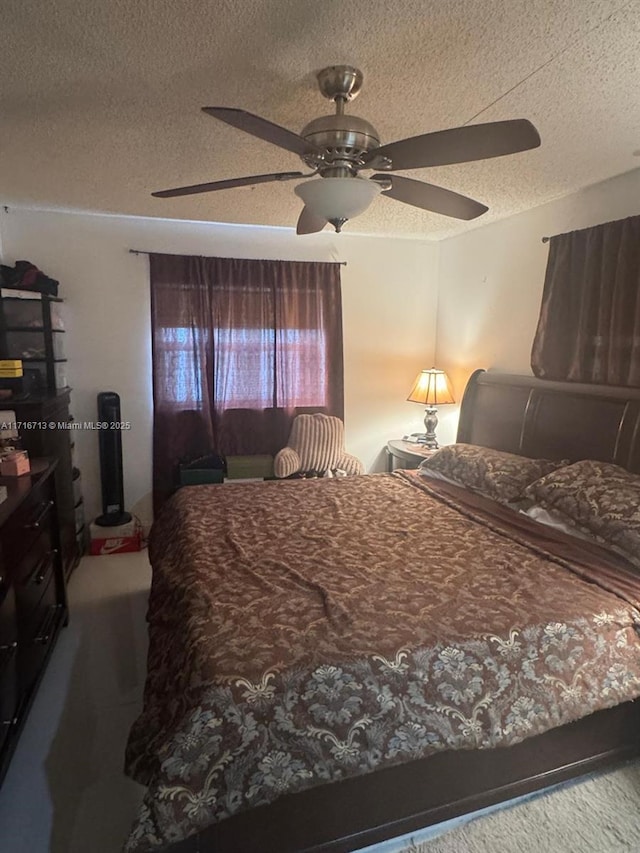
[26,549,58,587]
[0,640,17,670]
[25,500,54,531]
[33,606,58,646]
[32,604,63,646]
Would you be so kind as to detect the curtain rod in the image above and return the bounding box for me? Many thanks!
[541,236,550,243]
[128,249,347,265]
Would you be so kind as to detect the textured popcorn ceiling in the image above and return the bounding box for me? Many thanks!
[1,0,639,239]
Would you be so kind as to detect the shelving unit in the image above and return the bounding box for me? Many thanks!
[0,290,68,394]
[0,289,85,578]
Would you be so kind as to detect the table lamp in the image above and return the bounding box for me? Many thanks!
[407,368,455,449]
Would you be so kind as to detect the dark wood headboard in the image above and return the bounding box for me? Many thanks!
[457,369,640,474]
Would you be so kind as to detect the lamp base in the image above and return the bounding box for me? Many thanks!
[422,406,440,450]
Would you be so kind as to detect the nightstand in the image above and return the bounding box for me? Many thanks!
[386,440,438,472]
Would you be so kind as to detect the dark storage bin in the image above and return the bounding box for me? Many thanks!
[178,454,227,487]
[225,455,274,479]
[179,468,225,486]
[5,331,46,360]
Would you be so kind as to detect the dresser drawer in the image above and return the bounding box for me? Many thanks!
[0,661,18,750]
[0,588,18,749]
[13,533,57,626]
[0,584,17,653]
[1,482,54,570]
[18,575,59,695]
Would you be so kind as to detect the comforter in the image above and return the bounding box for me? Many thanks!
[124,471,640,851]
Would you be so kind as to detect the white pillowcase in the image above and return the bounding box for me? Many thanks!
[417,462,461,488]
[520,505,593,542]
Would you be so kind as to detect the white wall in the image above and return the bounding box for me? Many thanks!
[0,209,439,523]
[435,166,640,445]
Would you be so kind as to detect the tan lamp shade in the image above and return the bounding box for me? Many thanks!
[407,368,456,406]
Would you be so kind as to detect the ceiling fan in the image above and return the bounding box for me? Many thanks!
[152,65,541,235]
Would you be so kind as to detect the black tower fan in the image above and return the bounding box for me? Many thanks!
[95,391,132,527]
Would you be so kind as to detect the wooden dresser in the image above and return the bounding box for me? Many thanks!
[0,459,67,783]
[11,392,81,580]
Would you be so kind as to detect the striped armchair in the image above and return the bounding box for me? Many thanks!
[274,414,364,478]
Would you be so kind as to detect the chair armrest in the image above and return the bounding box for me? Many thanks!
[335,452,364,475]
[274,447,302,478]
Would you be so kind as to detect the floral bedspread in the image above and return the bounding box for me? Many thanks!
[124,472,640,851]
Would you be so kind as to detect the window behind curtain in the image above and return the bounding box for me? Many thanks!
[149,254,343,513]
[161,326,326,408]
[531,215,640,387]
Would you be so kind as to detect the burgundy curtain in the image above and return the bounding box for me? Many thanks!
[150,254,343,512]
[531,215,640,387]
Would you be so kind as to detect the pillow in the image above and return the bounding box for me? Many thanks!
[524,460,640,567]
[419,443,565,504]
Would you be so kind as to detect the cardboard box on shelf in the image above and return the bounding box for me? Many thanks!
[89,517,143,556]
[0,450,30,476]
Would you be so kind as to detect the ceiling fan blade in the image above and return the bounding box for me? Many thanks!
[202,107,321,157]
[296,206,327,235]
[365,119,540,170]
[373,174,488,220]
[152,171,305,198]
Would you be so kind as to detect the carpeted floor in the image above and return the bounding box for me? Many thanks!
[398,760,640,853]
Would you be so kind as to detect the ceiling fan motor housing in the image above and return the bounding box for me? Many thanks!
[300,114,380,171]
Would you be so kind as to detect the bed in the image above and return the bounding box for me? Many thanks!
[124,370,640,853]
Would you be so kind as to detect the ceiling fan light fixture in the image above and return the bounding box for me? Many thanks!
[294,177,381,232]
